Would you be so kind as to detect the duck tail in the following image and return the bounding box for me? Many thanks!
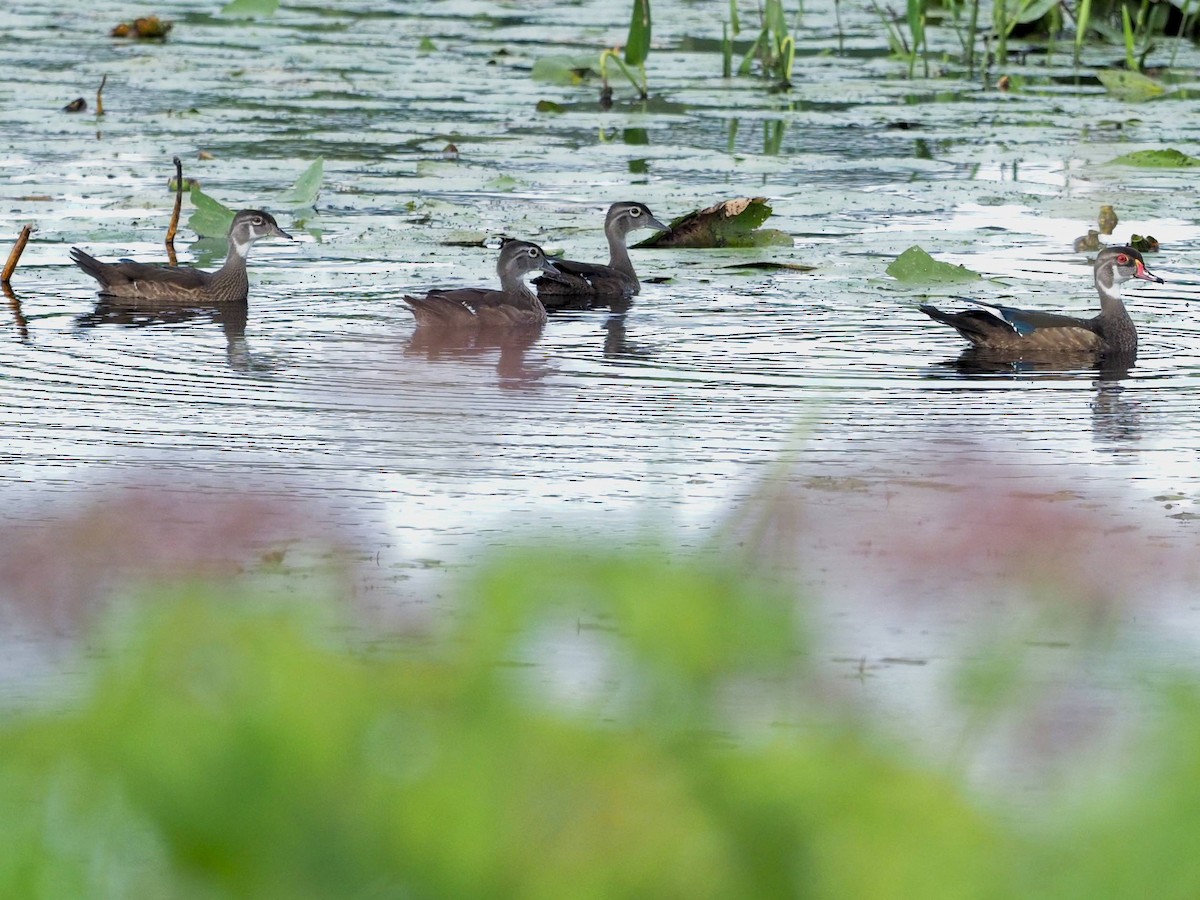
[69,247,110,284]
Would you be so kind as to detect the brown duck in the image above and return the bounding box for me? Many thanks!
[403,239,559,328]
[919,246,1164,355]
[535,201,668,307]
[70,209,292,303]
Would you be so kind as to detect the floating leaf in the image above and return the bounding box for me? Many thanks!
[187,187,235,239]
[722,260,816,272]
[1096,69,1165,102]
[486,174,520,192]
[531,55,596,86]
[634,197,782,249]
[1106,148,1200,167]
[279,157,324,209]
[220,0,280,17]
[535,100,566,114]
[440,231,490,247]
[625,0,652,67]
[886,246,981,283]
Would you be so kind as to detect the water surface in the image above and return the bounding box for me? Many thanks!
[3,2,1200,784]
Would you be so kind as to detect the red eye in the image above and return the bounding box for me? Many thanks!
[1117,253,1129,265]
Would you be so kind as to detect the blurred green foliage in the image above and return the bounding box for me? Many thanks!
[1,546,1199,896]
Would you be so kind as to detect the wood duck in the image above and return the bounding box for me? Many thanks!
[70,209,292,303]
[535,201,668,307]
[919,246,1164,355]
[403,239,559,328]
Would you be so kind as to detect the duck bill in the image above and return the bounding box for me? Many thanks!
[1134,259,1164,284]
[541,258,561,275]
[646,216,669,232]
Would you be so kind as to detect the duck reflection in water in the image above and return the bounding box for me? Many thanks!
[74,295,256,372]
[404,321,550,386]
[938,347,1134,380]
[402,239,559,386]
[930,347,1142,449]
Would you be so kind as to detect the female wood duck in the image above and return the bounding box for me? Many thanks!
[403,239,559,328]
[535,201,668,307]
[70,209,292,303]
[919,246,1164,355]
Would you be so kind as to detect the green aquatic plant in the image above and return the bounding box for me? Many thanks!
[1106,147,1200,167]
[187,186,235,239]
[723,0,797,88]
[601,0,652,101]
[869,0,930,77]
[991,0,1059,69]
[1096,67,1165,100]
[886,245,982,283]
[633,197,791,248]
[221,0,279,16]
[279,157,323,210]
[187,158,325,239]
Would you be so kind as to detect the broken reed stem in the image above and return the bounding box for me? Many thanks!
[96,75,107,117]
[1,224,34,284]
[166,156,183,266]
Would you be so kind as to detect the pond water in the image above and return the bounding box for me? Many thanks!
[3,0,1200,790]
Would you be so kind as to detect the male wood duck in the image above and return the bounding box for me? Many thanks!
[70,209,291,303]
[403,239,559,328]
[535,201,668,307]
[919,246,1164,355]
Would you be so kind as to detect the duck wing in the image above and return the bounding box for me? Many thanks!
[535,258,634,302]
[921,301,1102,351]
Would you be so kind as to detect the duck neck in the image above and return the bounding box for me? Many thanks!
[1095,268,1130,320]
[212,234,251,299]
[498,265,538,305]
[605,221,636,285]
[1095,268,1136,353]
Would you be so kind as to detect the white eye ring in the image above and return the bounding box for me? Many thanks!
[629,207,641,217]
[526,247,538,258]
[251,216,264,226]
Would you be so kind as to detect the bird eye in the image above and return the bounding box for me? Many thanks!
[526,247,538,258]
[252,216,264,226]
[629,207,641,217]
[1116,253,1129,265]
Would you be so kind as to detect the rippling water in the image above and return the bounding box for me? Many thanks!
[3,0,1200,640]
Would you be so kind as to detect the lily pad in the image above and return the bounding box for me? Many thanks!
[1106,148,1200,167]
[221,0,280,17]
[886,246,981,283]
[1096,69,1165,102]
[531,55,597,86]
[634,197,785,249]
[279,157,324,209]
[187,187,235,239]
